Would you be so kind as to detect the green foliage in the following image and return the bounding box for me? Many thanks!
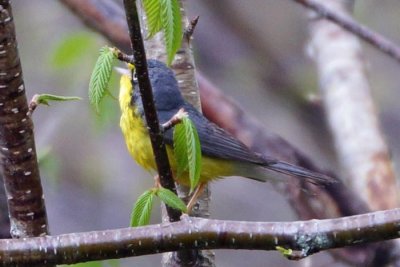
[130,187,187,226]
[88,46,116,111]
[130,189,155,227]
[173,116,202,192]
[142,0,182,64]
[51,32,96,68]
[91,76,120,129]
[276,246,293,258]
[143,0,162,37]
[161,0,182,64]
[156,187,187,213]
[34,94,81,106]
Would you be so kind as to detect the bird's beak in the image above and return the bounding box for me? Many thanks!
[114,67,131,76]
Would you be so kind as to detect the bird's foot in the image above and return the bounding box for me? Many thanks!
[153,175,161,188]
[186,183,206,213]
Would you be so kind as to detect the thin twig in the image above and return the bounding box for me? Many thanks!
[122,0,181,222]
[184,16,199,42]
[292,0,400,63]
[114,48,134,65]
[27,94,40,116]
[161,108,187,132]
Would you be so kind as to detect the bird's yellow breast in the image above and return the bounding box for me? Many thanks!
[119,74,235,186]
[119,74,156,171]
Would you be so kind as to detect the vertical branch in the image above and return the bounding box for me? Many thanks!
[139,0,214,265]
[0,174,10,238]
[122,0,181,222]
[154,1,215,265]
[307,1,399,210]
[0,1,50,238]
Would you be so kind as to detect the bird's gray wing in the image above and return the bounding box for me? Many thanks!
[159,104,334,184]
[161,103,270,165]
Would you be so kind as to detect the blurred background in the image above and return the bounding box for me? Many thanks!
[9,0,400,266]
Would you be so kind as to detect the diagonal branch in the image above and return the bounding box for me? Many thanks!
[292,0,400,63]
[61,0,130,52]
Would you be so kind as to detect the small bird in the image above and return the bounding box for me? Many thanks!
[119,59,333,208]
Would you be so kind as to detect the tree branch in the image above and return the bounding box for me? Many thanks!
[306,0,399,264]
[0,209,399,265]
[60,0,130,52]
[0,0,50,239]
[292,0,400,63]
[307,0,398,212]
[121,0,181,222]
[136,0,214,264]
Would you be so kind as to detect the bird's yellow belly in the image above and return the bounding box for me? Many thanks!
[120,110,156,171]
[120,108,234,185]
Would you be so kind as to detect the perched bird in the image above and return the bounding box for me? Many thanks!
[119,60,333,207]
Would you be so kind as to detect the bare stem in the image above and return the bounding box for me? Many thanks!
[121,0,181,222]
[161,108,187,132]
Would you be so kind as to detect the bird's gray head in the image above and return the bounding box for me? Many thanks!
[133,59,185,113]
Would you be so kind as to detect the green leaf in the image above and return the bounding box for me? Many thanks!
[130,190,155,227]
[276,246,293,258]
[91,74,120,129]
[141,0,182,64]
[156,187,187,213]
[88,46,116,111]
[161,0,182,64]
[51,32,96,68]
[173,116,202,192]
[34,94,81,106]
[143,0,163,37]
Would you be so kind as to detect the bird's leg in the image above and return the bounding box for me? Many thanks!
[154,174,161,188]
[187,183,206,213]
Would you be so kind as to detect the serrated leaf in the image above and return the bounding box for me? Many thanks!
[173,116,202,192]
[88,46,115,111]
[130,190,155,227]
[161,0,182,64]
[156,187,187,213]
[174,122,188,178]
[143,0,163,37]
[51,32,96,68]
[35,94,81,106]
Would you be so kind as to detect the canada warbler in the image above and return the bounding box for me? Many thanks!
[119,60,332,198]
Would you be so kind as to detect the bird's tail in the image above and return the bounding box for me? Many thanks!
[267,161,335,185]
